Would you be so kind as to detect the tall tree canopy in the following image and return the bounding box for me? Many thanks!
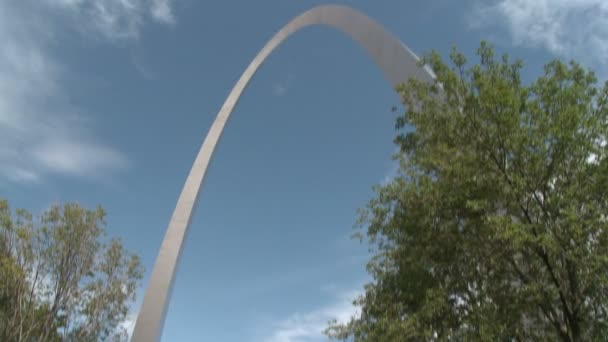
[327,42,608,341]
[0,200,143,341]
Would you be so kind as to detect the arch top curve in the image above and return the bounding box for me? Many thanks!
[131,5,437,342]
[290,5,437,87]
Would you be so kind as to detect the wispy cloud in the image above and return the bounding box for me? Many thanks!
[45,0,176,39]
[469,0,608,77]
[261,289,360,342]
[273,83,289,96]
[0,0,175,184]
[272,73,295,96]
[151,0,175,24]
[131,51,157,80]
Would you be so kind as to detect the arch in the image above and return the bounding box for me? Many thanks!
[131,5,437,341]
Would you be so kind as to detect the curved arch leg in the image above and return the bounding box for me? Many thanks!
[131,5,436,341]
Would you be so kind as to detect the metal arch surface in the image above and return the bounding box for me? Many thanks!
[131,5,437,341]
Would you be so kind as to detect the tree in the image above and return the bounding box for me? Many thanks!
[0,199,143,341]
[326,42,608,341]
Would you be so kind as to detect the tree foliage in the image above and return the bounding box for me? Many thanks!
[326,42,608,341]
[0,200,143,341]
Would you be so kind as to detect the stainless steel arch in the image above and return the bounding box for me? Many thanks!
[131,5,437,341]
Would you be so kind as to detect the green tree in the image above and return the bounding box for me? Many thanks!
[0,199,143,341]
[326,42,608,341]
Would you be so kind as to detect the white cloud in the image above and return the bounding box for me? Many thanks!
[4,167,41,184]
[45,0,176,40]
[32,140,129,176]
[0,0,175,184]
[470,0,608,76]
[262,290,360,342]
[151,0,175,24]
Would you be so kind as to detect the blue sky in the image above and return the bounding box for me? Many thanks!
[1,0,606,341]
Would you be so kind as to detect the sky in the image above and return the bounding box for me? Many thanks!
[1,0,607,341]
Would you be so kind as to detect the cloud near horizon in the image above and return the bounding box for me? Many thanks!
[261,289,360,342]
[0,0,175,184]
